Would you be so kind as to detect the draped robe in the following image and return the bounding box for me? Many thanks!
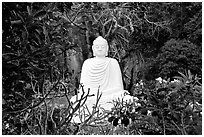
[80,57,124,109]
[71,57,125,123]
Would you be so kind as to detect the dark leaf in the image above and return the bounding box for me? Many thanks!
[157,87,168,93]
[135,106,142,112]
[151,111,159,117]
[121,116,129,127]
[113,117,119,126]
[34,10,47,18]
[140,108,148,115]
[108,116,115,123]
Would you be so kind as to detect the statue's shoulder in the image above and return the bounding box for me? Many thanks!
[83,58,92,64]
[83,58,97,66]
[108,57,119,64]
[83,57,118,65]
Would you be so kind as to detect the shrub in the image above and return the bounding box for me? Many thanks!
[106,70,202,135]
[148,39,201,79]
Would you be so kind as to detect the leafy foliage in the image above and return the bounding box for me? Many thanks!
[106,70,202,135]
[148,39,202,79]
[2,2,202,135]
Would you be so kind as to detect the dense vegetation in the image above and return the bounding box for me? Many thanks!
[2,2,202,135]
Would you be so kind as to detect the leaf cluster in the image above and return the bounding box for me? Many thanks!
[2,2,202,135]
[149,39,201,79]
[105,70,202,135]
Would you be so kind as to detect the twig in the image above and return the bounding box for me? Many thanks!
[23,120,33,135]
[102,18,112,36]
[81,87,102,126]
[6,78,60,114]
[59,81,73,110]
[181,112,187,135]
[162,114,166,135]
[62,12,86,30]
[59,86,90,126]
[33,111,43,135]
[171,120,183,134]
[43,99,48,135]
[104,19,114,38]
[71,4,85,22]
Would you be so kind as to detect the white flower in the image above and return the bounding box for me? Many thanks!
[147,110,152,116]
[171,79,181,83]
[123,91,139,103]
[5,123,9,129]
[156,77,167,83]
[163,79,167,83]
[123,94,134,102]
[156,77,163,83]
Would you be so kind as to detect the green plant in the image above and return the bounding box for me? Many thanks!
[105,70,202,135]
[139,70,201,134]
[2,2,202,135]
[149,39,201,79]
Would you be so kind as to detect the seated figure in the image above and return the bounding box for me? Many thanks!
[71,36,131,123]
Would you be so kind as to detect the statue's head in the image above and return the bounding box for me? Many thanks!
[92,36,109,57]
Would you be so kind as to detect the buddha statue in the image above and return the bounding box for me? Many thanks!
[71,36,130,123]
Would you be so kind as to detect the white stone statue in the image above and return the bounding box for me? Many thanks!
[71,36,133,123]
